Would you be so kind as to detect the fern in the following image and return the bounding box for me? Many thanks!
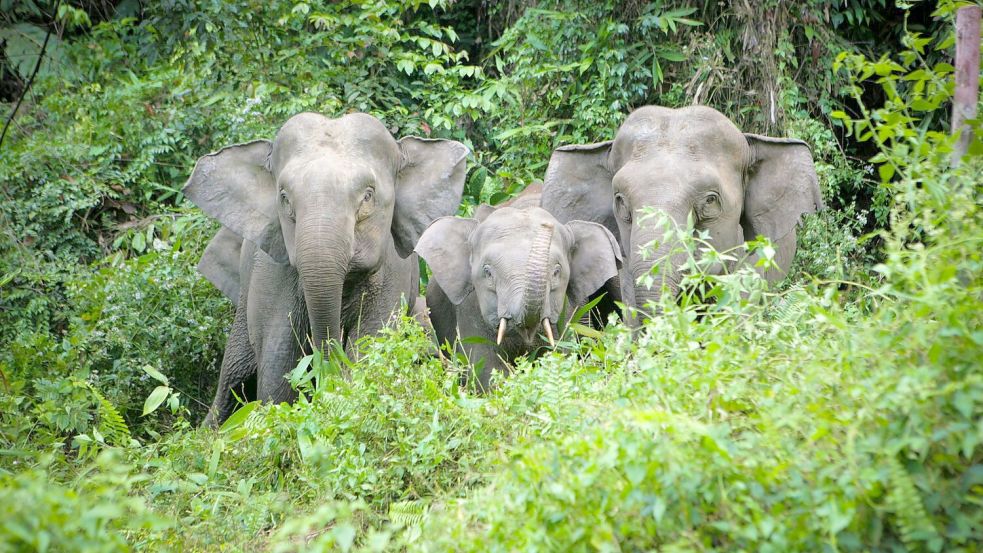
[388,499,428,528]
[86,382,132,447]
[772,286,810,324]
[885,456,941,551]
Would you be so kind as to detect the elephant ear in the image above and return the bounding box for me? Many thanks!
[564,220,623,305]
[197,227,243,305]
[415,217,477,305]
[183,140,287,263]
[742,134,824,244]
[392,137,470,258]
[541,142,619,239]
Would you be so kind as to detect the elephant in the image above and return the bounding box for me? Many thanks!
[184,112,468,426]
[541,105,823,320]
[416,203,622,389]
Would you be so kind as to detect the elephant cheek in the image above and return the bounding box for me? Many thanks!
[350,222,387,272]
[279,216,298,266]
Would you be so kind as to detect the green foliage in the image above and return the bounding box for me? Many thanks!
[0,450,167,552]
[1,0,980,550]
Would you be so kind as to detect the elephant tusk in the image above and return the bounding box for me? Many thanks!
[497,318,507,345]
[543,318,555,348]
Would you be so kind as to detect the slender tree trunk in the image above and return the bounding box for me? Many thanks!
[952,6,981,165]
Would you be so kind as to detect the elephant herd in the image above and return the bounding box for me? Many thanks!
[184,106,823,426]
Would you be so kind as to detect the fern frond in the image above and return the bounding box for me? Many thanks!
[885,456,940,550]
[86,382,132,447]
[388,499,428,528]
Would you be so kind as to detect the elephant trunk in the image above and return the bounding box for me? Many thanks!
[295,216,352,350]
[517,222,555,329]
[628,209,688,316]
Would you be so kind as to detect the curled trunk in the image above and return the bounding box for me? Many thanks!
[518,222,555,328]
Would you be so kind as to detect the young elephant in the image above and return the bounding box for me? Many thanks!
[186,112,468,426]
[416,206,621,389]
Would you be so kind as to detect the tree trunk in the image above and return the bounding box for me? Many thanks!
[952,6,981,165]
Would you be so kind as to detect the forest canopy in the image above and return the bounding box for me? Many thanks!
[0,0,981,551]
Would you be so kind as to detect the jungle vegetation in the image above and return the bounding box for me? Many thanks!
[0,0,981,550]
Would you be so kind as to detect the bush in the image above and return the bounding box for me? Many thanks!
[1,212,230,445]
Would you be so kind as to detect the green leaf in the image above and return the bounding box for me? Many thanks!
[142,385,171,416]
[142,364,168,385]
[461,335,496,346]
[878,164,895,182]
[219,401,262,433]
[131,230,146,253]
[569,322,603,339]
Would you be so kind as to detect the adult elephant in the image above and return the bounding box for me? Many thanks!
[541,105,823,320]
[185,112,468,426]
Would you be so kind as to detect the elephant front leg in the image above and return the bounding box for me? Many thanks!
[204,302,257,428]
[256,308,308,405]
[464,341,510,392]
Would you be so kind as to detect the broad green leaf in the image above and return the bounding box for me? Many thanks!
[142,364,168,385]
[219,401,262,433]
[142,385,171,416]
[569,323,603,339]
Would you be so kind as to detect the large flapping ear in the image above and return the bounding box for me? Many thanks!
[564,220,623,305]
[197,227,243,305]
[541,142,619,239]
[415,217,477,305]
[742,134,824,245]
[182,140,288,263]
[392,137,470,258]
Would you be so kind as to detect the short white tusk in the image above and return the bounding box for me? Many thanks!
[497,318,507,345]
[543,318,555,347]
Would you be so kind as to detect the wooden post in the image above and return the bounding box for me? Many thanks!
[952,6,981,165]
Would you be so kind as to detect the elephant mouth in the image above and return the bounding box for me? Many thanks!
[496,317,556,348]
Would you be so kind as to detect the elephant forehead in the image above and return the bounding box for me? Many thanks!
[272,112,399,174]
[476,240,565,269]
[614,105,747,165]
[474,209,567,247]
[482,206,559,228]
[279,160,392,195]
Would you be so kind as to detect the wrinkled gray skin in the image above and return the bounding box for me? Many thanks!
[541,105,823,320]
[185,112,468,426]
[416,206,621,389]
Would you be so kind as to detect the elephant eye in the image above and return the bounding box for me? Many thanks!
[357,188,375,221]
[698,193,721,220]
[279,189,295,220]
[552,264,561,280]
[482,265,493,280]
[614,193,632,224]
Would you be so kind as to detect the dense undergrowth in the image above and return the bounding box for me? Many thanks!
[1,0,981,551]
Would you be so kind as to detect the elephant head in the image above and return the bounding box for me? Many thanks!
[416,206,621,345]
[542,105,822,316]
[184,112,468,347]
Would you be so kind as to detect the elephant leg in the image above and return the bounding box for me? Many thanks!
[425,279,457,353]
[256,317,305,405]
[468,342,509,392]
[203,301,257,428]
[251,259,308,405]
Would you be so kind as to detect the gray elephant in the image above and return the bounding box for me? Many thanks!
[541,105,822,319]
[416,204,621,389]
[184,112,468,426]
